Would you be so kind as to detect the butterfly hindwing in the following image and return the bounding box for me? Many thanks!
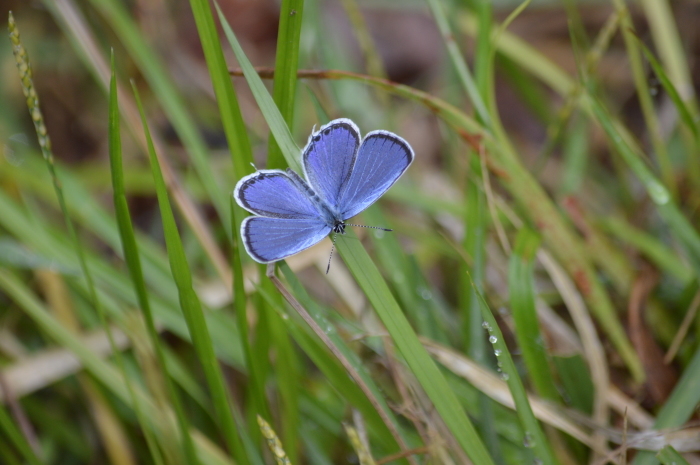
[241,216,332,263]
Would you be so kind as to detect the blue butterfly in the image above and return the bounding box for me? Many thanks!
[233,118,414,271]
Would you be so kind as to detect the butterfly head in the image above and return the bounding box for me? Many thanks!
[333,222,346,234]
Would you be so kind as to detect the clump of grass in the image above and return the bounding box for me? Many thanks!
[2,1,700,465]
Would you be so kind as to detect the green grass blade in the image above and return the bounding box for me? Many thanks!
[588,96,700,275]
[635,36,700,144]
[508,229,560,402]
[132,82,250,465]
[424,0,490,126]
[278,262,415,464]
[471,275,558,465]
[335,232,496,464]
[187,0,254,183]
[600,217,692,283]
[610,0,674,195]
[0,404,42,465]
[656,445,690,465]
[633,347,700,465]
[230,198,268,422]
[108,55,199,465]
[215,2,301,172]
[267,0,304,170]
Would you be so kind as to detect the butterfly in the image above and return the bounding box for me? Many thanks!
[233,118,414,272]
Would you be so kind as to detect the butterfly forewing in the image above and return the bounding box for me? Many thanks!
[234,170,323,219]
[302,119,360,212]
[241,216,332,263]
[336,131,414,220]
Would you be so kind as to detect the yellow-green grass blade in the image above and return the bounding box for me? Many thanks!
[508,229,560,402]
[267,0,305,170]
[610,0,674,195]
[134,83,250,465]
[215,2,302,173]
[471,276,558,465]
[424,0,490,127]
[336,231,496,464]
[9,16,153,460]
[187,0,254,181]
[108,55,199,465]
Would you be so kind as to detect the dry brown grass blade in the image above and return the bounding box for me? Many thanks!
[537,250,610,454]
[664,289,700,364]
[33,269,136,465]
[628,268,679,403]
[0,325,130,402]
[423,340,601,452]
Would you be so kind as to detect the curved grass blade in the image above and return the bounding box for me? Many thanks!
[634,35,700,144]
[277,262,417,465]
[216,2,302,173]
[9,15,157,462]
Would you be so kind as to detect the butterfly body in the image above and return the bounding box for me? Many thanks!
[234,118,414,264]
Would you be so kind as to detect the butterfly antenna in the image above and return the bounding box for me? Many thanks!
[345,223,393,232]
[326,233,338,274]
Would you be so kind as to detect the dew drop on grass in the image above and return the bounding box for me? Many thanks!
[523,432,535,448]
[419,288,432,300]
[494,349,502,356]
[489,335,497,344]
[500,372,509,381]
